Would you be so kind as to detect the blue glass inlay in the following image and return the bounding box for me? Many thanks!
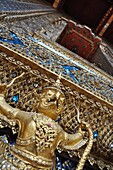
[26,49,31,56]
[11,94,19,102]
[10,32,23,45]
[36,47,39,50]
[33,83,38,88]
[110,87,113,91]
[108,85,113,91]
[55,116,61,123]
[110,93,113,98]
[56,156,76,170]
[62,65,79,83]
[93,130,98,139]
[0,32,24,45]
[12,72,17,78]
[1,135,8,143]
[56,157,62,169]
[10,142,16,146]
[40,58,52,66]
[27,35,39,43]
[62,65,79,71]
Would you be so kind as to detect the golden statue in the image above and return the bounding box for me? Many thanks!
[0,73,93,170]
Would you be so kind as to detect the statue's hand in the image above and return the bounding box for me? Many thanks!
[79,121,91,133]
[62,130,88,151]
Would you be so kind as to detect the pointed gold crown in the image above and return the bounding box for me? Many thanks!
[44,74,65,96]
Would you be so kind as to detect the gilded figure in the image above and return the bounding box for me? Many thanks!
[0,74,93,170]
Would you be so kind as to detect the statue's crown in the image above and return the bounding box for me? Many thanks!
[44,74,65,96]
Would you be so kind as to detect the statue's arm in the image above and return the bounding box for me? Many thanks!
[0,73,24,119]
[0,84,19,119]
[0,96,19,119]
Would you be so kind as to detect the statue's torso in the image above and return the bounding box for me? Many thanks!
[32,113,63,158]
[0,112,63,170]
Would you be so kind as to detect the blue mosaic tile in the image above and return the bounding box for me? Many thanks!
[62,65,79,83]
[93,130,98,139]
[0,32,24,45]
[11,94,19,102]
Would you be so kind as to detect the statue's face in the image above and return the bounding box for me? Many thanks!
[37,88,65,120]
